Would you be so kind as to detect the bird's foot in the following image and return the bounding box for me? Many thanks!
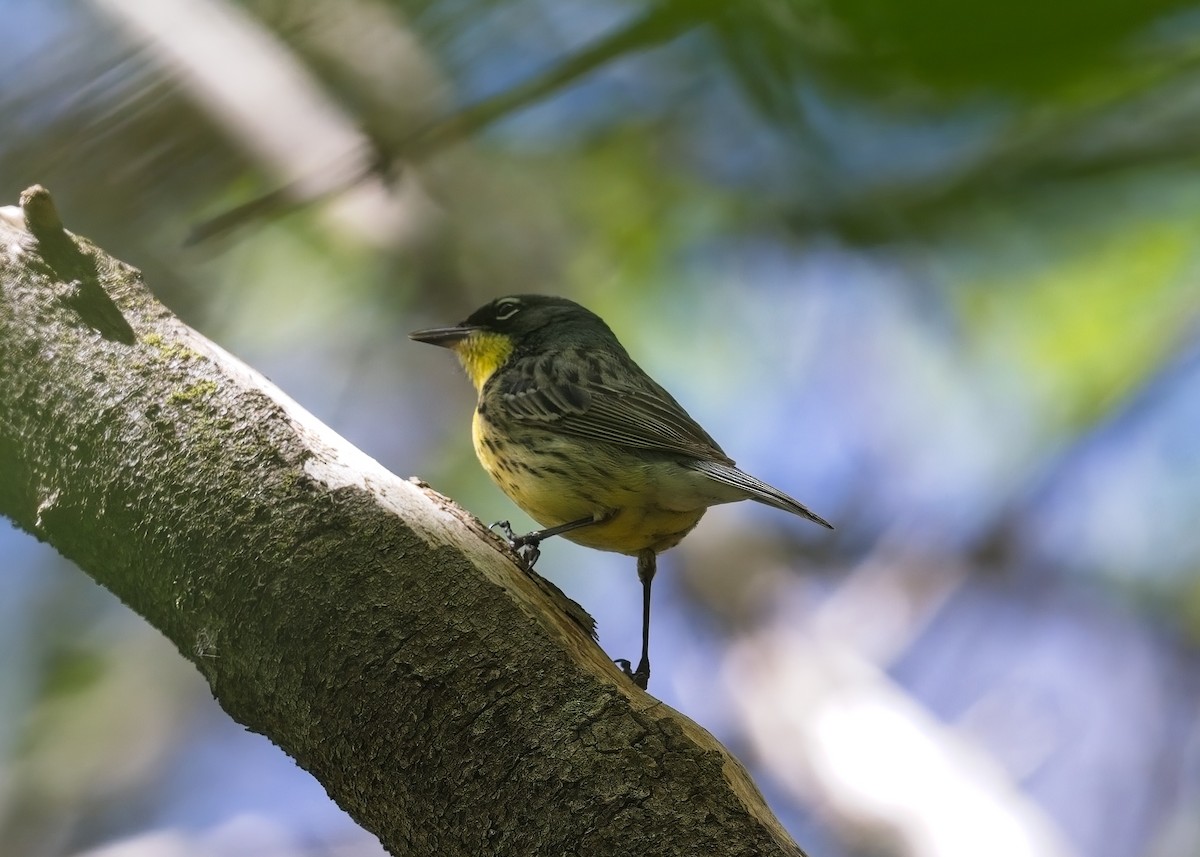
[489,520,516,540]
[512,538,541,568]
[489,520,542,569]
[615,658,649,690]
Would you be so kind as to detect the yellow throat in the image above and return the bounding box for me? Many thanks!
[454,331,514,391]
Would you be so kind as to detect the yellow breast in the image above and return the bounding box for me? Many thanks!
[472,409,707,555]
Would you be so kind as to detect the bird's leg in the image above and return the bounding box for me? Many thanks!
[489,515,600,569]
[620,549,656,690]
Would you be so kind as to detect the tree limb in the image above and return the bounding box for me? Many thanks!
[184,1,698,244]
[0,186,807,857]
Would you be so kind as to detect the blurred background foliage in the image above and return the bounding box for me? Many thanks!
[3,0,1200,855]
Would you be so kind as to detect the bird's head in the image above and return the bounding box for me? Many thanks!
[409,295,616,391]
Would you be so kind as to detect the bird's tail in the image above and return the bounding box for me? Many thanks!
[688,460,834,529]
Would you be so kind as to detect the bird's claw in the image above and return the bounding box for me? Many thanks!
[614,658,649,690]
[513,540,541,568]
[490,520,542,569]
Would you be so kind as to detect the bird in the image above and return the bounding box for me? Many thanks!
[410,294,831,689]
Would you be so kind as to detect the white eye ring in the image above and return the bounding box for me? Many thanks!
[494,299,522,321]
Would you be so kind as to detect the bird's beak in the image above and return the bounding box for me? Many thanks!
[408,324,479,348]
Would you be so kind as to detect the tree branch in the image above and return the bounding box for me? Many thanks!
[0,186,807,857]
[184,2,698,244]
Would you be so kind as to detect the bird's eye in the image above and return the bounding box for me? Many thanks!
[494,298,522,321]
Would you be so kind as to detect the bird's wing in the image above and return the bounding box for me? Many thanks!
[494,352,735,465]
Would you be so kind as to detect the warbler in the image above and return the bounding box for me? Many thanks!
[410,294,831,689]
